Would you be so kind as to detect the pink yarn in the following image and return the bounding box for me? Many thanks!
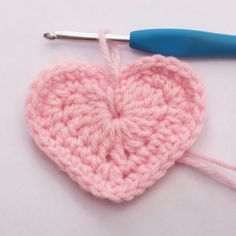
[179,150,236,190]
[26,30,235,202]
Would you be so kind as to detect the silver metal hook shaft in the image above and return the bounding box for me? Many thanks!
[43,31,130,42]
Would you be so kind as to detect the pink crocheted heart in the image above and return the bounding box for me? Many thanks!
[26,55,204,202]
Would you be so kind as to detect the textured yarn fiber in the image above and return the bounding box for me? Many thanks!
[26,31,206,202]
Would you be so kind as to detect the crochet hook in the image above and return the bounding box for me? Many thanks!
[44,29,236,57]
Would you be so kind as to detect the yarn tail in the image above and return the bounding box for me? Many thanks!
[178,149,236,190]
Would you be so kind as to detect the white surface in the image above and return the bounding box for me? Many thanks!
[0,0,236,235]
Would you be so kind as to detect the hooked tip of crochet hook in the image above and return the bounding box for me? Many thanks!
[44,32,57,40]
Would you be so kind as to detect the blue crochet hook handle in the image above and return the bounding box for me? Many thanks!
[44,29,236,57]
[129,29,236,57]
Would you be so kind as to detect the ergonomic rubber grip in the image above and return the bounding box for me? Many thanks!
[129,29,236,57]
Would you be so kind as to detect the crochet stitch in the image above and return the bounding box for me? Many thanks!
[26,30,206,202]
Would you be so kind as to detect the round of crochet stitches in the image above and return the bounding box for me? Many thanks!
[26,55,205,202]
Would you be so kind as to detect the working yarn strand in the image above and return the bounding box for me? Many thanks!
[179,149,236,190]
[99,29,120,83]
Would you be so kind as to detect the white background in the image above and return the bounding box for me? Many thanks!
[0,0,236,235]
